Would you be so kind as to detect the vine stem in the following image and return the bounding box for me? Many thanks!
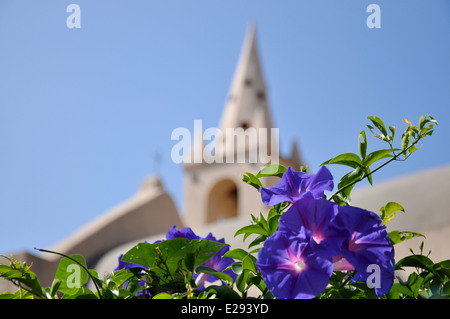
[329,134,424,200]
[35,248,103,299]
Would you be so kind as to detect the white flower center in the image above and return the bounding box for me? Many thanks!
[293,260,306,272]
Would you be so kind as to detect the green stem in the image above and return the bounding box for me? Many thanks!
[330,135,423,199]
[35,248,103,299]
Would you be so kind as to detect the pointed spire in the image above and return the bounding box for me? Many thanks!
[289,139,303,167]
[219,24,274,133]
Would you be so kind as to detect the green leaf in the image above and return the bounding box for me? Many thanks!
[358,130,367,160]
[195,266,234,286]
[396,255,436,275]
[248,275,267,294]
[242,172,262,190]
[224,248,251,261]
[0,264,46,299]
[248,235,266,249]
[236,269,250,293]
[364,149,399,167]
[389,125,396,141]
[50,279,61,298]
[184,253,195,273]
[401,131,412,152]
[234,224,269,239]
[386,282,414,299]
[54,254,90,296]
[379,201,405,225]
[389,230,425,245]
[204,285,241,299]
[321,152,362,169]
[121,238,227,285]
[190,239,229,266]
[256,164,287,178]
[152,292,174,299]
[368,115,388,137]
[230,262,243,275]
[337,166,363,200]
[268,213,280,234]
[242,255,257,273]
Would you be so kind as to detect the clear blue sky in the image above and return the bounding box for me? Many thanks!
[1,0,449,255]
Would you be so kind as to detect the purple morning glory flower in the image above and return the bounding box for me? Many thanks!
[259,166,334,206]
[255,228,334,299]
[165,225,201,241]
[278,194,348,257]
[331,205,395,297]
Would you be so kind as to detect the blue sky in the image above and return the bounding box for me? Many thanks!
[0,0,449,255]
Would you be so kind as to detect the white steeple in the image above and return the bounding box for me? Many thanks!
[219,24,274,135]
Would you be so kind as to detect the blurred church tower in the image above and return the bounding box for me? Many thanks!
[182,25,305,229]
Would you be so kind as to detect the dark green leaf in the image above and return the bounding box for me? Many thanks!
[396,255,436,275]
[386,283,413,299]
[195,266,234,286]
[204,285,241,299]
[248,235,267,249]
[337,166,363,200]
[236,269,250,293]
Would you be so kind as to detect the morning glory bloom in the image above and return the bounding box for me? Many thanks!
[331,205,395,297]
[165,225,201,241]
[278,194,348,257]
[255,228,334,299]
[259,166,334,206]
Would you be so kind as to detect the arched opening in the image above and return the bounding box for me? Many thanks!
[207,179,238,223]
